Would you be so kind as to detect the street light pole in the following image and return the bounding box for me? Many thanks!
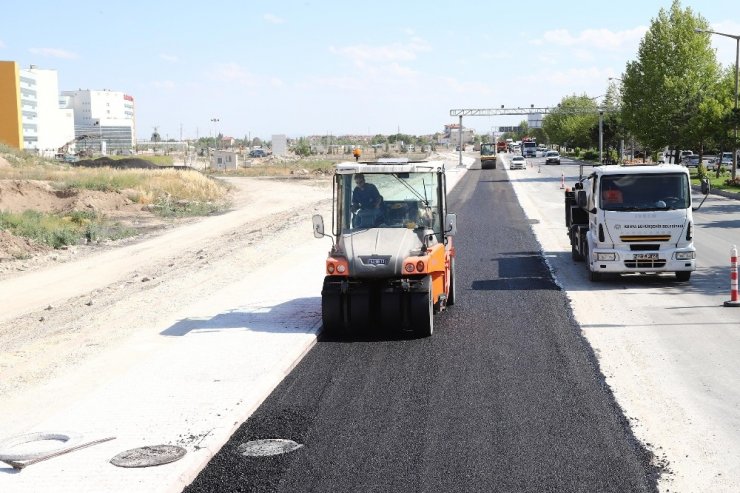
[609,77,626,162]
[210,118,220,150]
[458,115,463,167]
[599,110,604,164]
[696,28,740,180]
[587,94,605,164]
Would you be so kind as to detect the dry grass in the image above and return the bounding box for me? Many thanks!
[0,145,229,213]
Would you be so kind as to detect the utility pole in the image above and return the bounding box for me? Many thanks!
[696,28,740,180]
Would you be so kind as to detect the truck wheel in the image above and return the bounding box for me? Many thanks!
[585,247,601,282]
[446,258,456,306]
[571,239,583,261]
[412,278,434,337]
[675,271,691,282]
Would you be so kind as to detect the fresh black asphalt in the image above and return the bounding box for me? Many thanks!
[183,161,659,492]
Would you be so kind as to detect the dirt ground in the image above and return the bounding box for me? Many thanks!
[0,177,204,273]
[0,174,333,404]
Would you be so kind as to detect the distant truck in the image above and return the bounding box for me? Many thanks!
[479,143,497,169]
[565,164,710,282]
[521,138,537,158]
[496,141,507,153]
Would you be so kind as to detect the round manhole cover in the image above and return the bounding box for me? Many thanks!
[237,439,303,457]
[110,444,186,468]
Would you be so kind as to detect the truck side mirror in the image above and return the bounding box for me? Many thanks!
[312,214,325,238]
[576,190,587,208]
[700,178,710,195]
[445,213,457,236]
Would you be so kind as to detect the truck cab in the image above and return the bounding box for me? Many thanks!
[565,164,708,281]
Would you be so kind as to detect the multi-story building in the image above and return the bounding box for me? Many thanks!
[0,61,75,156]
[61,89,136,154]
[442,123,475,145]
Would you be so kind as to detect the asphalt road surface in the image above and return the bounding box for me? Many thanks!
[184,160,658,492]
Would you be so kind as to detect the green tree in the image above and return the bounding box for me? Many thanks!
[621,0,720,163]
[542,95,599,149]
[530,127,548,145]
[370,134,386,145]
[387,133,415,145]
[293,138,311,157]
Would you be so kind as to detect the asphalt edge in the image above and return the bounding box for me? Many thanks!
[170,153,474,492]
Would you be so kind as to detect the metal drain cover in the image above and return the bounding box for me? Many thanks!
[110,444,186,468]
[237,439,303,457]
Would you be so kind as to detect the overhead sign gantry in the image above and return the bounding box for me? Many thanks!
[449,106,616,166]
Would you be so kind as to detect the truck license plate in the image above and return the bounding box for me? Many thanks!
[367,258,388,265]
[633,253,658,260]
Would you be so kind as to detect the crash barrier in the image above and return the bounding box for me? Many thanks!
[724,245,740,307]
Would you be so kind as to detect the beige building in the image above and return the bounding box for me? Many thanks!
[211,150,239,170]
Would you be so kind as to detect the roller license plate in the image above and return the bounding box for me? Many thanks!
[367,258,387,265]
[633,253,658,260]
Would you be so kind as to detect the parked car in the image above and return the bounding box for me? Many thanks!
[544,150,561,165]
[717,152,735,165]
[681,154,701,167]
[510,155,527,170]
[249,149,267,158]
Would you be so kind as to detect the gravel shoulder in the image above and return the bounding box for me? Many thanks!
[0,176,332,411]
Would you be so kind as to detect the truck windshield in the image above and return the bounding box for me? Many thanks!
[339,172,440,232]
[600,173,690,211]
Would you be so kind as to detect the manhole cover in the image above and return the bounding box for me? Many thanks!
[110,444,186,468]
[237,439,303,457]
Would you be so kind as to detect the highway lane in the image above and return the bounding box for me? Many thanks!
[184,158,657,492]
[502,152,740,492]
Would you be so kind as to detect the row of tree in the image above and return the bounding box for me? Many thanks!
[538,1,738,178]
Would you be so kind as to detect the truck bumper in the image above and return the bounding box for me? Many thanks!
[589,247,696,273]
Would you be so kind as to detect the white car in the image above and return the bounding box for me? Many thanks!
[510,155,526,170]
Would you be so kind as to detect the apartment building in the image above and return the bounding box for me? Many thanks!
[61,89,136,154]
[0,61,75,156]
[443,123,475,145]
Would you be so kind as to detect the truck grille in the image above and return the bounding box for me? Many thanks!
[624,259,667,269]
[630,244,660,251]
[620,235,671,242]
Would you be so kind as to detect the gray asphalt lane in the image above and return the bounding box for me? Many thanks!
[183,163,659,493]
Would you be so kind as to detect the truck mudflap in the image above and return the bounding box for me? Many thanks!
[321,275,433,336]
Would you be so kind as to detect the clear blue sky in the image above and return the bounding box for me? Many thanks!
[2,1,738,141]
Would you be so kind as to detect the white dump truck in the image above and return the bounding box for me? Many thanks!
[565,163,710,281]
